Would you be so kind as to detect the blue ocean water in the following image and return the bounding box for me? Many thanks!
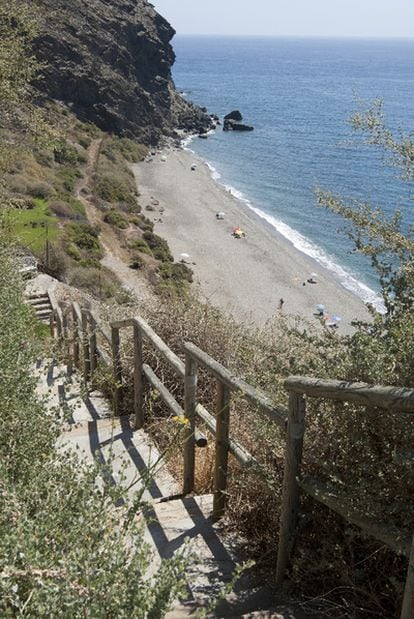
[170,36,414,306]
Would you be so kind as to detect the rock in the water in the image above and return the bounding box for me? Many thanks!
[223,118,254,132]
[232,123,254,132]
[224,110,243,121]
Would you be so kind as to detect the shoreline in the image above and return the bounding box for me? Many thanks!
[132,146,372,334]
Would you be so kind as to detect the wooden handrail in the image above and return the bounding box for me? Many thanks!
[49,298,414,618]
[185,342,287,428]
[285,376,414,413]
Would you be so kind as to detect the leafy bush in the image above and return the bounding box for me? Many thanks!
[131,215,153,232]
[101,137,147,163]
[6,175,28,195]
[69,223,102,256]
[78,136,91,150]
[56,167,83,193]
[95,174,137,209]
[103,209,129,229]
[26,181,54,199]
[129,255,144,270]
[68,266,120,298]
[143,232,173,262]
[54,141,82,166]
[158,262,193,284]
[128,238,152,256]
[49,200,75,219]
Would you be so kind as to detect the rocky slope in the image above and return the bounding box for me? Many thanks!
[33,0,210,143]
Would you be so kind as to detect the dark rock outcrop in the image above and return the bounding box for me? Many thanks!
[223,119,254,132]
[32,0,211,144]
[224,110,243,121]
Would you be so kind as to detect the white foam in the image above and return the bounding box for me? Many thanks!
[249,205,385,313]
[205,162,221,181]
[186,151,385,313]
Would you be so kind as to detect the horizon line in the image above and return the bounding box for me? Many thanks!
[172,33,414,40]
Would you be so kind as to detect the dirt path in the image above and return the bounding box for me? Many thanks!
[76,139,151,301]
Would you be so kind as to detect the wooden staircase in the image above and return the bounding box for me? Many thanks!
[25,292,53,324]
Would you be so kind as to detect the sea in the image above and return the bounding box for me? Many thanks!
[170,36,414,309]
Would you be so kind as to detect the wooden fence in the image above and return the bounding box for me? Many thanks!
[49,294,414,618]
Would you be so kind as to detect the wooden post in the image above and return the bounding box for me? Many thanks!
[213,379,231,520]
[89,318,98,376]
[62,310,72,374]
[49,310,55,338]
[183,351,197,494]
[111,326,122,415]
[72,305,80,368]
[276,391,306,584]
[133,324,144,429]
[82,310,90,382]
[401,533,414,619]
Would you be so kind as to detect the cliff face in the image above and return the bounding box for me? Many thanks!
[33,0,210,143]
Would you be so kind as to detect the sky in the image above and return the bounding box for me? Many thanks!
[151,0,414,38]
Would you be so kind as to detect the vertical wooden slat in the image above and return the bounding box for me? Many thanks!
[276,391,306,584]
[72,305,80,368]
[111,326,122,415]
[62,310,72,374]
[401,533,414,619]
[183,352,197,494]
[49,310,55,338]
[213,380,231,520]
[133,324,144,429]
[82,310,90,382]
[89,316,98,376]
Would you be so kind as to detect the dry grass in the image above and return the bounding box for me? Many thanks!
[96,290,413,617]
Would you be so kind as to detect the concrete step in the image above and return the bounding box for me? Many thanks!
[35,359,309,617]
[34,309,52,317]
[27,292,49,300]
[29,301,52,309]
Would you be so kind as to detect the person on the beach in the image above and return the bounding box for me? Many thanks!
[278,298,284,310]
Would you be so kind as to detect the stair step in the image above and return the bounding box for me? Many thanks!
[35,309,52,317]
[30,301,52,310]
[26,293,49,301]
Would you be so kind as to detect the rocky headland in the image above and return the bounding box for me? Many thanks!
[32,0,211,144]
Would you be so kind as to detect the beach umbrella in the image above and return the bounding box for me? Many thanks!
[332,315,342,323]
[180,253,190,261]
[315,304,325,313]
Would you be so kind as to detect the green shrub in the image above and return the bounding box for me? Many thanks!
[68,266,119,298]
[158,262,193,284]
[6,175,28,195]
[95,174,137,208]
[143,232,173,263]
[26,181,54,199]
[66,242,81,261]
[69,223,102,255]
[101,138,147,163]
[129,255,144,270]
[103,209,129,229]
[78,136,91,150]
[131,215,153,232]
[128,238,152,256]
[34,149,54,167]
[57,167,83,193]
[54,141,82,165]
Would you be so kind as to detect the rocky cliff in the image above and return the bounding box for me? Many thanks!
[33,0,210,143]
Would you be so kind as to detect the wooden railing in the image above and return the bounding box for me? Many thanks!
[49,299,414,618]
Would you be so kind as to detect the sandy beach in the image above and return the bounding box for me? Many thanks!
[132,147,371,333]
